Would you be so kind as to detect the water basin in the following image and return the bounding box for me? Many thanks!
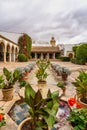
[8,99,70,129]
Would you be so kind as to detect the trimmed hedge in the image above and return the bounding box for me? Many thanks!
[60,56,70,61]
[18,53,28,62]
[71,58,85,65]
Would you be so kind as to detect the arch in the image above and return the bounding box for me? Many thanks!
[6,44,11,61]
[11,45,15,61]
[0,42,5,61]
[15,47,19,61]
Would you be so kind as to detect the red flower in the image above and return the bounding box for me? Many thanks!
[0,113,3,121]
[68,98,76,106]
[76,101,84,108]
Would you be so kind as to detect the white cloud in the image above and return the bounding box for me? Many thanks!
[0,0,87,44]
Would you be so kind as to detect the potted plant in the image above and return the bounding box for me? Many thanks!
[0,107,6,129]
[18,81,59,130]
[0,67,20,101]
[72,70,87,107]
[67,108,87,130]
[68,97,87,129]
[36,59,50,83]
[57,81,66,96]
[61,67,71,81]
[16,68,28,81]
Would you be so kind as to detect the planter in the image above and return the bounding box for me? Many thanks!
[78,98,87,108]
[24,72,29,76]
[85,62,87,66]
[62,87,66,96]
[18,118,50,130]
[2,88,14,101]
[22,77,28,81]
[38,80,46,84]
[61,72,68,81]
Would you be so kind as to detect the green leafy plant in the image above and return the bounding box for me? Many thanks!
[57,81,65,88]
[72,70,87,104]
[20,81,59,130]
[36,59,50,82]
[0,67,20,89]
[18,34,32,59]
[76,43,87,64]
[0,107,6,127]
[67,108,87,130]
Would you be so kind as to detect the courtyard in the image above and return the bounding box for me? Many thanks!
[0,61,87,130]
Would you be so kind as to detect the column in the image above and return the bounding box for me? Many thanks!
[9,52,11,62]
[35,53,37,59]
[53,53,55,59]
[13,53,15,62]
[47,53,49,59]
[41,53,43,59]
[4,52,6,63]
[4,45,6,63]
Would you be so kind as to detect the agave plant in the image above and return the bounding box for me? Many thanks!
[73,70,87,104]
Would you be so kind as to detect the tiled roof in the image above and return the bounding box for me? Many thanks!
[31,46,60,52]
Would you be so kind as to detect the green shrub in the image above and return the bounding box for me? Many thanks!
[18,53,28,62]
[71,58,76,64]
[76,44,87,64]
[72,46,78,58]
[71,57,86,65]
[60,56,70,61]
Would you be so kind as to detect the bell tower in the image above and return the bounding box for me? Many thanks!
[50,37,56,47]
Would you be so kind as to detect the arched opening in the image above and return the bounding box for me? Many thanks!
[31,52,35,59]
[68,52,73,58]
[37,53,41,59]
[0,42,4,61]
[15,47,18,61]
[49,53,53,59]
[6,44,10,61]
[11,46,14,61]
[43,53,47,59]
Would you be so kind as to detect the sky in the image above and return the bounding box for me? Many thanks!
[0,0,87,44]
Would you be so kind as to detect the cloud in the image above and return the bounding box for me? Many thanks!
[0,0,87,44]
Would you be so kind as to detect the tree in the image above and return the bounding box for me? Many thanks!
[76,43,87,64]
[72,45,78,58]
[18,34,32,59]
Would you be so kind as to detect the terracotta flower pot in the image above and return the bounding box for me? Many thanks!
[78,98,87,108]
[2,88,14,101]
[18,118,50,130]
[62,87,66,96]
[38,80,46,84]
[61,72,68,81]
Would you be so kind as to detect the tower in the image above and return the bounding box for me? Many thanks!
[50,37,56,47]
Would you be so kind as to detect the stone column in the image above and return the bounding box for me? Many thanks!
[47,53,49,59]
[4,45,6,63]
[4,51,6,63]
[53,53,55,59]
[35,53,37,59]
[9,52,11,62]
[41,53,43,59]
[13,53,15,62]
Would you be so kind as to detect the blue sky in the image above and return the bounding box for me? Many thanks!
[0,0,87,44]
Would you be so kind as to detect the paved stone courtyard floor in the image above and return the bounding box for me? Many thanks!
[0,61,87,130]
